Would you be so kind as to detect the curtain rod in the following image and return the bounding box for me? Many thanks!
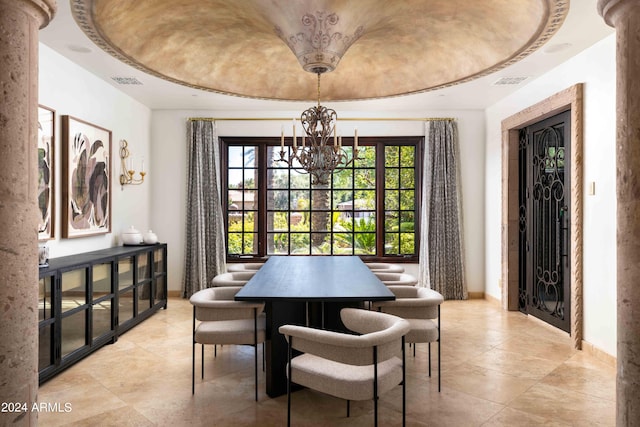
[187,117,456,122]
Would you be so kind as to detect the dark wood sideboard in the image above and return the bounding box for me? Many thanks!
[37,244,168,383]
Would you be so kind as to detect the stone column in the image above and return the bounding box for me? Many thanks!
[598,1,640,425]
[0,0,56,425]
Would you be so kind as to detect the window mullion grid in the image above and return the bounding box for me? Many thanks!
[258,143,268,257]
[376,143,386,258]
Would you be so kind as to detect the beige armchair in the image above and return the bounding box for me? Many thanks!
[373,272,418,286]
[190,286,266,400]
[365,262,405,273]
[279,308,410,426]
[372,286,444,391]
[211,271,256,286]
[227,262,264,272]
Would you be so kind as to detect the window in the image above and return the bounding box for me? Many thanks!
[222,137,421,262]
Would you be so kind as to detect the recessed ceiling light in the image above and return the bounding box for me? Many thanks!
[67,44,92,54]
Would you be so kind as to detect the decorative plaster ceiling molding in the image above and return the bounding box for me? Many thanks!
[71,0,569,102]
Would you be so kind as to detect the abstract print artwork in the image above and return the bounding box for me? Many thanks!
[38,105,55,240]
[61,116,111,238]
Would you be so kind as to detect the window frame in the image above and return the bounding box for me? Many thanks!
[220,136,422,263]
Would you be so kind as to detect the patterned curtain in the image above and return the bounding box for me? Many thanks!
[182,120,226,298]
[418,120,467,300]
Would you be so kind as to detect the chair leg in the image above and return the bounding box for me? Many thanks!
[402,336,406,427]
[373,346,378,427]
[438,305,441,392]
[428,343,431,377]
[192,306,196,395]
[254,308,258,402]
[287,337,292,427]
[347,400,350,417]
[201,344,205,379]
[191,340,195,395]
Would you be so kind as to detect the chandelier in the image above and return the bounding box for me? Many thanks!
[278,73,358,185]
[276,11,362,185]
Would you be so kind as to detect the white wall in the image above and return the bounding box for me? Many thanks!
[484,35,617,356]
[150,110,485,295]
[38,44,152,258]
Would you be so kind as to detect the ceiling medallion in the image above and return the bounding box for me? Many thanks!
[277,11,361,185]
[275,11,364,74]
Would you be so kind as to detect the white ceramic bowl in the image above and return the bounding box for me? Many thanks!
[143,230,158,244]
[122,226,143,245]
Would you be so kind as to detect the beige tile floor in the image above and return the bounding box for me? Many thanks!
[38,298,615,426]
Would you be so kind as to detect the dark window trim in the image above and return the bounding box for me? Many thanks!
[220,136,422,263]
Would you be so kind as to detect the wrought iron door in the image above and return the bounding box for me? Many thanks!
[518,111,571,332]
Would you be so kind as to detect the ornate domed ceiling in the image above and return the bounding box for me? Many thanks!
[71,0,568,102]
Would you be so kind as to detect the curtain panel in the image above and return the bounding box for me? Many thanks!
[182,120,226,298]
[418,120,467,300]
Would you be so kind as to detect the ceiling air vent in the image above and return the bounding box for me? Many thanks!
[493,76,528,86]
[111,76,143,85]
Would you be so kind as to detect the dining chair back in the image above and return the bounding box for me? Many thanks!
[373,272,418,286]
[279,308,410,426]
[227,262,265,272]
[190,286,266,400]
[365,262,405,273]
[372,285,443,391]
[211,271,256,287]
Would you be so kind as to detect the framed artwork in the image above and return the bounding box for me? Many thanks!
[38,105,55,240]
[61,115,112,238]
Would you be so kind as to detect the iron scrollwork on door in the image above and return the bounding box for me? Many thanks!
[518,110,571,332]
[531,126,566,322]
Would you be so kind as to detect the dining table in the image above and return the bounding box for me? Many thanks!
[234,255,395,397]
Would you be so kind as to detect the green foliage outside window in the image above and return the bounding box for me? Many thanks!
[224,139,419,259]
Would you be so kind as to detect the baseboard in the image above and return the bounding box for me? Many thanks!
[467,291,485,299]
[582,340,616,367]
[167,290,182,298]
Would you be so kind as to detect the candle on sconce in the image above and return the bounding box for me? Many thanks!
[354,127,358,150]
[302,133,305,148]
[292,119,297,148]
[141,158,145,173]
[334,123,337,146]
[281,125,284,150]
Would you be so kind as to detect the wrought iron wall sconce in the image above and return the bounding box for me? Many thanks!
[119,139,146,187]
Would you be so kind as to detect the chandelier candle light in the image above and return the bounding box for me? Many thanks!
[278,72,359,185]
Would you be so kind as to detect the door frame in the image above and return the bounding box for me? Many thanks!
[501,84,583,349]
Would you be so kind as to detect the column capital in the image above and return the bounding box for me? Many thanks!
[598,0,640,27]
[0,0,57,29]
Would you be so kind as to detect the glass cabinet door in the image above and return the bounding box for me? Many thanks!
[60,267,89,359]
[92,263,114,342]
[38,275,55,373]
[153,247,167,301]
[137,252,152,314]
[118,257,134,325]
[118,257,134,290]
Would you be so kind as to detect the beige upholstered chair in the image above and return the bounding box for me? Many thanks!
[190,286,266,400]
[211,271,256,287]
[365,262,405,273]
[279,308,410,426]
[227,262,264,272]
[372,286,443,391]
[373,272,418,286]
